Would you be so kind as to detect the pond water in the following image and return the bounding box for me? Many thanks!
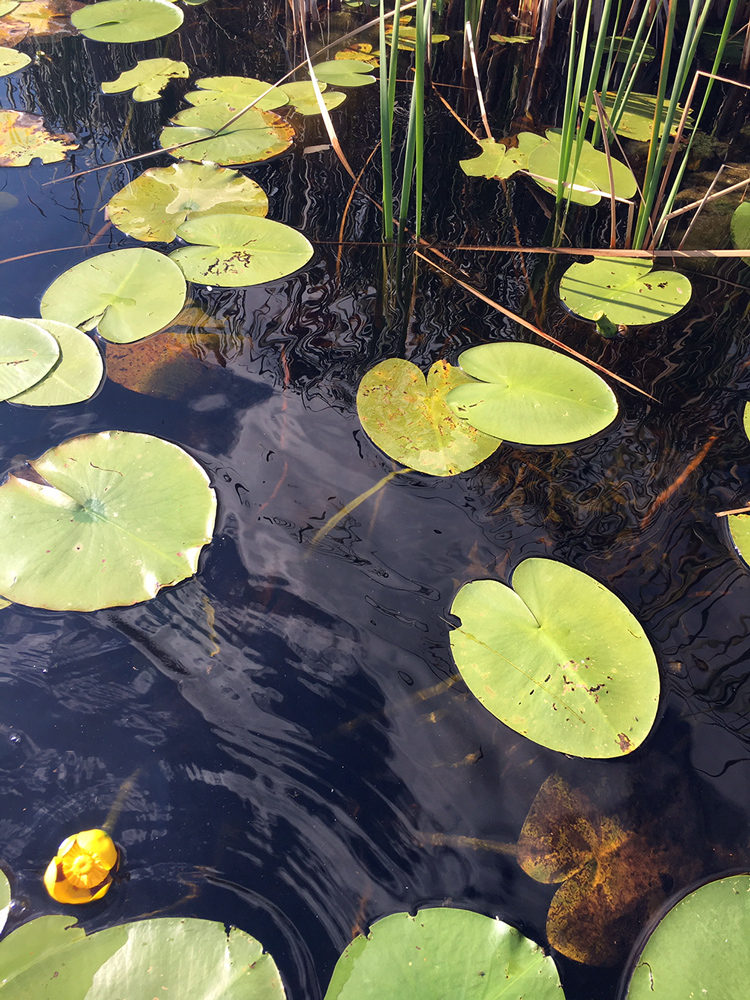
[2,3,750,999]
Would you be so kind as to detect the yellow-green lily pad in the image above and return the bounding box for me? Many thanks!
[0,315,60,399]
[160,104,293,165]
[101,57,189,101]
[310,59,375,87]
[0,45,30,74]
[559,257,692,326]
[460,132,544,180]
[0,110,78,166]
[184,75,288,112]
[11,319,103,406]
[527,130,637,206]
[282,81,346,116]
[71,0,183,42]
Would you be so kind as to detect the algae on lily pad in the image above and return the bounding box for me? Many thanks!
[625,875,750,1000]
[106,161,268,242]
[0,913,285,999]
[310,58,375,87]
[447,342,617,446]
[0,315,60,399]
[282,81,346,116]
[184,75,288,111]
[101,57,189,101]
[71,0,182,41]
[160,104,293,165]
[0,46,30,75]
[0,109,78,166]
[449,557,660,757]
[357,358,500,475]
[527,131,636,206]
[171,214,313,288]
[0,430,216,611]
[40,248,186,344]
[324,908,562,1000]
[559,257,692,326]
[10,319,103,406]
[460,132,544,180]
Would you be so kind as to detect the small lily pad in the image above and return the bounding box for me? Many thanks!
[106,161,268,242]
[527,130,637,206]
[447,342,618,445]
[730,201,750,267]
[449,557,660,757]
[586,92,688,141]
[0,430,217,611]
[10,319,103,406]
[171,214,313,288]
[310,59,375,87]
[324,908,562,1000]
[385,25,449,49]
[40,248,186,344]
[0,109,78,166]
[357,358,500,475]
[101,57,189,101]
[282,81,346,116]
[559,257,692,326]
[460,132,544,180]
[0,46,30,75]
[184,75,288,111]
[160,104,293,165]
[71,0,183,42]
[491,33,534,44]
[0,315,60,399]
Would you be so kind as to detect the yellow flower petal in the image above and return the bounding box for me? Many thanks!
[43,828,119,905]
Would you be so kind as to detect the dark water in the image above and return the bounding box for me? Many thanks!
[2,4,750,999]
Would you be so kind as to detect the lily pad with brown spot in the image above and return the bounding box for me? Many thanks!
[0,0,82,41]
[0,110,78,166]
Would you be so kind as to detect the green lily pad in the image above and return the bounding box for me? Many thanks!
[527,130,637,206]
[584,92,689,141]
[0,430,216,611]
[625,875,750,1000]
[357,358,500,476]
[449,558,660,757]
[160,104,294,165]
[106,161,268,242]
[184,75,288,111]
[726,504,750,568]
[0,315,60,399]
[0,914,285,999]
[324,908,562,1000]
[559,257,692,326]
[40,248,186,344]
[171,214,313,288]
[282,81,346,116]
[460,132,545,180]
[71,0,183,42]
[0,870,9,936]
[730,201,750,266]
[0,45,30,75]
[310,59,375,87]
[446,342,618,446]
[385,25,449,49]
[10,319,103,406]
[591,36,655,62]
[101,57,189,101]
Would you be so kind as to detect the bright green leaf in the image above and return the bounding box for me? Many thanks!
[324,908,563,1000]
[310,59,375,87]
[10,319,103,406]
[357,359,500,476]
[449,558,660,758]
[160,104,294,165]
[40,248,186,344]
[185,75,288,111]
[282,81,346,116]
[559,257,692,326]
[71,0,183,42]
[0,315,60,399]
[0,430,216,611]
[447,342,618,445]
[0,46,30,75]
[527,130,637,206]
[171,214,313,288]
[460,132,544,179]
[584,92,689,141]
[0,870,10,936]
[106,161,268,242]
[101,57,189,101]
[730,201,750,267]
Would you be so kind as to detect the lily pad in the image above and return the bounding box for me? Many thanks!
[71,0,183,42]
[171,214,313,288]
[0,914,285,999]
[460,132,545,180]
[0,870,9,936]
[324,908,562,1000]
[730,201,750,266]
[357,358,500,475]
[10,319,103,406]
[160,104,293,165]
[446,342,618,446]
[449,557,660,757]
[106,161,268,242]
[625,875,750,1000]
[0,0,82,40]
[184,75,288,112]
[282,81,346,116]
[585,92,688,141]
[591,36,655,62]
[310,58,375,87]
[0,109,78,166]
[40,248,186,344]
[0,2,19,15]
[0,430,216,611]
[527,131,637,206]
[726,506,750,568]
[384,25,449,49]
[559,257,692,326]
[0,45,30,74]
[0,315,60,399]
[101,57,189,101]
[335,42,378,65]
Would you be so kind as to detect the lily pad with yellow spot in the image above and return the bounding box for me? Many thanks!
[0,109,78,166]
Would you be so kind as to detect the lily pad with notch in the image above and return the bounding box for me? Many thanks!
[460,132,545,180]
[71,0,183,42]
[0,430,217,612]
[0,315,59,399]
[10,319,103,406]
[357,358,501,476]
[101,57,189,102]
[310,59,375,87]
[446,341,618,446]
[527,130,637,206]
[449,557,660,757]
[40,248,186,344]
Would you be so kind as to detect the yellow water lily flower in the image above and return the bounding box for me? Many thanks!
[43,828,119,904]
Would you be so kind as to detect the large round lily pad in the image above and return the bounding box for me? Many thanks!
[171,214,313,288]
[559,257,692,326]
[449,558,660,757]
[106,161,268,242]
[527,131,636,206]
[0,430,217,611]
[40,248,186,344]
[10,319,103,406]
[71,0,183,42]
[324,908,562,1000]
[625,875,750,1000]
[446,342,618,446]
[357,358,500,475]
[160,103,293,165]
[0,315,60,399]
[0,913,285,999]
